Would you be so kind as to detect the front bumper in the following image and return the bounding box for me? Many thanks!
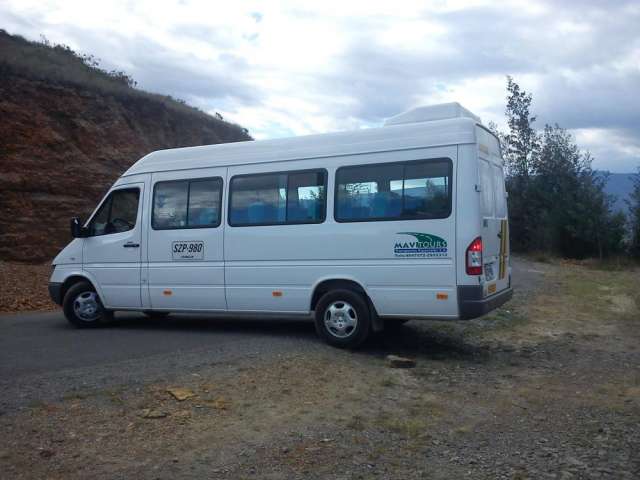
[457,285,513,320]
[48,282,63,305]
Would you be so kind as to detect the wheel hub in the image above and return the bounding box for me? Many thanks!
[73,291,101,322]
[324,301,358,339]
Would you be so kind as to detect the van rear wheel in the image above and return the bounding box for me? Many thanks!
[63,281,112,328]
[314,289,371,349]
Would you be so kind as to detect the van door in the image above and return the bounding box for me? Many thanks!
[83,184,144,308]
[479,158,510,297]
[146,169,226,311]
[492,164,510,293]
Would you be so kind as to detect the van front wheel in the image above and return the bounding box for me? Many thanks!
[314,289,371,349]
[63,281,112,328]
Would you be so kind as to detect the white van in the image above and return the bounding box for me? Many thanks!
[49,102,512,348]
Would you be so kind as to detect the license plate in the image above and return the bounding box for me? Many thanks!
[172,241,204,260]
[488,283,497,294]
[484,263,494,280]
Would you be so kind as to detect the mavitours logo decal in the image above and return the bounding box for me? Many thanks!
[394,232,448,258]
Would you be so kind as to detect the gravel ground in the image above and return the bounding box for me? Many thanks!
[0,256,638,479]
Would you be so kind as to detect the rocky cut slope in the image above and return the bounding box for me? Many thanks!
[0,30,252,262]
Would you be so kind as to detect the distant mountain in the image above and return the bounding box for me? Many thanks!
[599,172,636,213]
[0,30,252,262]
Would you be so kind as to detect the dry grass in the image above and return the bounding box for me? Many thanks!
[474,260,639,348]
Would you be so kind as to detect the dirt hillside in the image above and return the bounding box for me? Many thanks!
[0,30,252,262]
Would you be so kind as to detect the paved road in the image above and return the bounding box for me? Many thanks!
[0,312,317,378]
[0,257,543,412]
[0,312,323,413]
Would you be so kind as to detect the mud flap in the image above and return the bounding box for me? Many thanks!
[368,298,384,332]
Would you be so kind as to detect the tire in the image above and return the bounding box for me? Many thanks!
[314,289,371,349]
[143,311,170,319]
[62,281,112,328]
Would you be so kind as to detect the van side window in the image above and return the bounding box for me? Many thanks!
[187,179,224,227]
[152,177,223,230]
[335,159,451,222]
[287,171,326,223]
[89,188,140,236]
[229,169,326,226]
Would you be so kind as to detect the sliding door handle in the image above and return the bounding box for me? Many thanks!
[123,242,140,248]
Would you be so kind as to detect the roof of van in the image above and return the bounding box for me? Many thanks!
[123,102,484,176]
[384,102,481,126]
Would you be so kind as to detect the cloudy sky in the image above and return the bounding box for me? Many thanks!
[2,0,638,172]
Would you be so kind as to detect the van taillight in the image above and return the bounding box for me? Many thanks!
[466,236,483,275]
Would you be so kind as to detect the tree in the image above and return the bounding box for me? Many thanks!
[526,124,624,258]
[497,77,625,258]
[533,125,589,254]
[628,168,640,257]
[503,76,539,178]
[499,77,541,252]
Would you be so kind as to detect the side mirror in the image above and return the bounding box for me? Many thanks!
[70,217,89,238]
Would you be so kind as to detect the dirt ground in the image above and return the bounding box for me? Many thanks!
[0,261,56,313]
[0,258,639,479]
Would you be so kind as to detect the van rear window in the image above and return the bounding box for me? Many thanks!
[494,165,507,218]
[335,159,452,222]
[479,160,494,217]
